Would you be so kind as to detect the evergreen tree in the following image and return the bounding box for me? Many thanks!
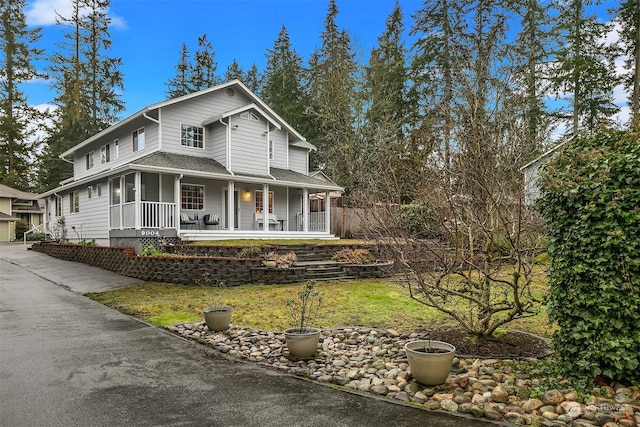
[39,0,124,191]
[616,0,640,127]
[262,25,307,132]
[362,2,415,202]
[244,63,262,94]
[410,0,467,181]
[307,0,360,190]
[512,0,555,155]
[0,0,48,190]
[190,33,219,91]
[224,59,244,82]
[551,0,619,134]
[165,43,192,98]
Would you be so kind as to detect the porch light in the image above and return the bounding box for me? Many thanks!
[243,190,252,201]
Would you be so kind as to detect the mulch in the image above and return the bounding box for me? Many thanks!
[415,328,551,359]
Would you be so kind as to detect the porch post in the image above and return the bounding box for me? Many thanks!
[303,188,309,232]
[175,175,181,232]
[324,191,331,233]
[135,171,141,229]
[227,181,235,230]
[262,183,269,232]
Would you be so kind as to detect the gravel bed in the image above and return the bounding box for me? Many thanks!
[167,322,640,427]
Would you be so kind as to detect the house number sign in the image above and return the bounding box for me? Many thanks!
[140,230,160,236]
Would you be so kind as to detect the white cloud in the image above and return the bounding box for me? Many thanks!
[26,0,71,26]
[26,0,127,30]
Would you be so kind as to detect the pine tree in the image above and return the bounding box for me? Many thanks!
[244,63,262,94]
[262,25,307,132]
[165,43,192,98]
[190,33,219,91]
[551,0,619,134]
[616,0,640,128]
[39,0,124,191]
[224,59,244,82]
[362,2,415,202]
[410,0,467,181]
[307,0,360,190]
[0,0,48,190]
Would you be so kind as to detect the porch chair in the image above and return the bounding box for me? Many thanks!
[180,213,198,229]
[203,213,220,230]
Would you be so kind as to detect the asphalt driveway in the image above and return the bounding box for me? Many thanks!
[0,243,497,426]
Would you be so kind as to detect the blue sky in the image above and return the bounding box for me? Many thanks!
[24,0,627,126]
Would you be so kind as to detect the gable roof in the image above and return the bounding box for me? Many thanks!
[201,103,281,130]
[61,80,310,158]
[0,184,41,200]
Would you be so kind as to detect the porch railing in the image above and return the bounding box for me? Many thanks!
[110,202,176,229]
[297,212,327,231]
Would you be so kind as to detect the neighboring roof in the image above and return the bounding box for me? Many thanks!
[0,212,22,222]
[270,168,342,191]
[61,80,308,158]
[520,136,575,172]
[0,184,41,200]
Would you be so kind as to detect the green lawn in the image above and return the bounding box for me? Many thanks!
[87,278,554,337]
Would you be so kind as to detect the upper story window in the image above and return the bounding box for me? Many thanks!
[85,152,94,170]
[240,111,259,121]
[55,196,62,217]
[114,139,119,159]
[181,184,204,210]
[181,124,204,148]
[269,140,274,160]
[133,128,145,152]
[100,144,110,164]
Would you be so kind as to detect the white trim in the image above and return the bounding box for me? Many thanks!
[180,183,205,211]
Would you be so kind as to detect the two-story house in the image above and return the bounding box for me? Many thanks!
[0,184,44,242]
[40,80,343,249]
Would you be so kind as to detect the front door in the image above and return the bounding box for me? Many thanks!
[223,190,239,230]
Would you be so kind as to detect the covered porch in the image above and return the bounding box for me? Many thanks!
[108,168,339,242]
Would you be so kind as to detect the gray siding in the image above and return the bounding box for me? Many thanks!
[61,179,109,241]
[229,114,269,176]
[269,130,288,169]
[160,90,251,159]
[72,117,158,181]
[289,147,308,175]
[210,125,227,167]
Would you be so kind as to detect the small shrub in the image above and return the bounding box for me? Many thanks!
[286,281,322,330]
[15,221,28,239]
[277,252,297,269]
[332,248,375,264]
[238,246,262,258]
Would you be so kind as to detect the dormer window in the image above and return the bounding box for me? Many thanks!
[181,124,204,148]
[240,111,259,121]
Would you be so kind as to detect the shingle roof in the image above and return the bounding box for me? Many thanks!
[0,212,22,222]
[0,184,41,200]
[131,152,231,175]
[270,168,340,189]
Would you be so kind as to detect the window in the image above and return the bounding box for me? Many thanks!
[96,183,102,197]
[181,184,204,210]
[181,124,204,148]
[55,196,62,217]
[100,144,110,163]
[240,111,259,121]
[255,190,273,213]
[269,140,274,160]
[133,128,145,151]
[87,186,94,199]
[110,179,120,205]
[85,152,94,170]
[114,139,119,159]
[69,191,79,213]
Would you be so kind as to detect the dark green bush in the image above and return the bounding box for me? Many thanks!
[398,203,441,238]
[540,129,640,383]
[15,221,28,239]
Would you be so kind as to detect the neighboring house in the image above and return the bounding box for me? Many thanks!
[0,184,44,242]
[40,80,343,249]
[521,137,574,205]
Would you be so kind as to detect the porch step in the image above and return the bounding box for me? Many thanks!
[295,261,355,281]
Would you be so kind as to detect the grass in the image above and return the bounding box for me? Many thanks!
[87,278,554,338]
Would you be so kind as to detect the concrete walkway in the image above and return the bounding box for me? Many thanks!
[0,242,498,426]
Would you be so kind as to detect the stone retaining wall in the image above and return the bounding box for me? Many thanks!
[31,242,392,286]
